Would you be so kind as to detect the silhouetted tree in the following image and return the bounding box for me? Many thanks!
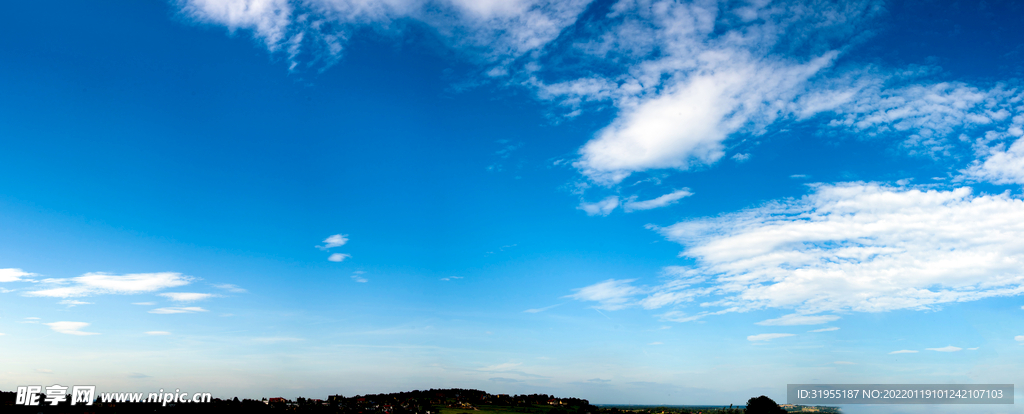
[744,396,786,414]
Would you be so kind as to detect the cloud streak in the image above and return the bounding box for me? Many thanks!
[45,321,99,336]
[571,183,1024,322]
[25,273,192,298]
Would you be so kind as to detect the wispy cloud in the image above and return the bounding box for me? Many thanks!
[524,304,561,313]
[213,283,247,293]
[565,279,642,310]
[440,276,463,281]
[747,333,795,342]
[351,274,368,283]
[732,153,751,163]
[328,253,351,262]
[317,234,348,250]
[25,272,192,298]
[159,292,217,302]
[623,189,693,212]
[132,302,156,306]
[0,268,36,283]
[148,307,208,314]
[809,327,840,332]
[58,300,93,307]
[45,321,99,336]
[926,346,962,352]
[578,196,619,216]
[756,314,840,326]
[145,331,171,335]
[178,0,592,72]
[571,184,1024,323]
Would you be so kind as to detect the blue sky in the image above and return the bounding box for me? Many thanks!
[2,0,1024,411]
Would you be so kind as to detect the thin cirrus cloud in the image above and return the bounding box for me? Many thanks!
[565,279,642,311]
[58,300,93,307]
[158,292,217,302]
[925,346,963,352]
[213,283,247,293]
[44,321,99,336]
[623,189,693,212]
[178,0,593,70]
[747,333,795,342]
[523,304,561,314]
[756,314,840,326]
[145,331,171,335]
[809,327,839,333]
[570,183,1024,322]
[148,307,208,314]
[175,0,1024,193]
[24,272,192,298]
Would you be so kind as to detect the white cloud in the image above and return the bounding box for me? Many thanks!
[132,302,156,306]
[148,307,208,314]
[213,283,247,293]
[179,0,592,72]
[1014,335,1024,342]
[181,0,294,54]
[351,274,368,283]
[328,253,351,262]
[756,313,839,326]
[318,234,349,250]
[650,184,1024,319]
[159,292,217,302]
[571,183,1024,322]
[180,0,891,187]
[732,153,751,162]
[578,196,619,216]
[926,346,962,352]
[575,52,839,184]
[440,276,463,281]
[58,300,93,307]
[623,189,693,212]
[809,327,839,332]
[25,272,192,298]
[964,136,1024,185]
[523,304,560,313]
[45,321,99,336]
[747,333,795,342]
[889,350,918,354]
[145,331,171,335]
[828,82,1022,159]
[0,268,35,282]
[565,279,642,310]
